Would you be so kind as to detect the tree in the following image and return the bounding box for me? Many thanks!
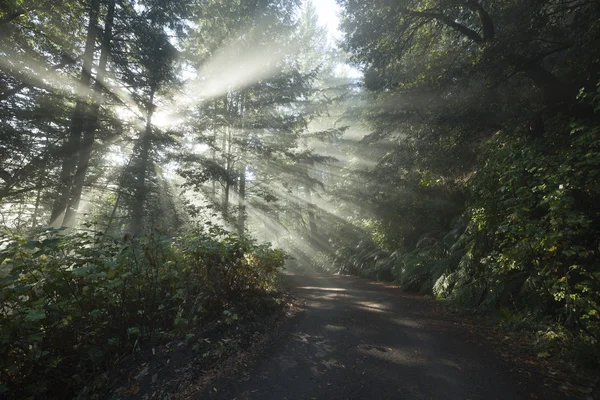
[0,0,88,230]
[49,0,101,227]
[62,0,117,228]
[176,0,335,238]
[334,0,600,338]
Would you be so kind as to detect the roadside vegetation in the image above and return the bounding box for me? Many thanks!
[0,226,285,398]
[1,0,599,396]
[307,0,600,379]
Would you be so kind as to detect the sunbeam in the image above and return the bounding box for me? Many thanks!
[2,0,597,397]
[0,45,96,100]
[152,24,300,129]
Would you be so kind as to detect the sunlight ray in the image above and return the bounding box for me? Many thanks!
[0,46,96,100]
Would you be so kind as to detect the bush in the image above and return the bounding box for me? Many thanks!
[0,225,285,398]
[465,112,600,340]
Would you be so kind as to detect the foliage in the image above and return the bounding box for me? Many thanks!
[329,0,600,363]
[2,0,600,391]
[0,226,285,398]
[462,108,600,339]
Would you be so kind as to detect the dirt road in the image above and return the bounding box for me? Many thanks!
[205,270,562,400]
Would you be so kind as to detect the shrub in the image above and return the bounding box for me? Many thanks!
[464,112,600,340]
[0,225,285,398]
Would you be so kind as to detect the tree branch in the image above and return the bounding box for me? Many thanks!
[398,7,484,43]
[461,0,494,41]
[0,10,25,27]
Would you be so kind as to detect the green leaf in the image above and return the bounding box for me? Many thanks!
[127,327,140,337]
[25,309,46,322]
[71,266,91,276]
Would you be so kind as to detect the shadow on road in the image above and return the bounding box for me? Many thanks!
[206,269,554,400]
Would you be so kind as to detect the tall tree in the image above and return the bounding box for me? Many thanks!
[62,0,117,228]
[49,0,101,227]
[330,0,600,333]
[0,0,88,229]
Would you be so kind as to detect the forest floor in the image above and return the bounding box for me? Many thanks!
[186,267,595,400]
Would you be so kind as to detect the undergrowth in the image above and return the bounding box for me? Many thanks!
[0,224,286,399]
[312,90,600,371]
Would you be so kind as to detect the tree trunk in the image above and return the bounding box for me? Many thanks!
[211,149,217,198]
[237,165,246,234]
[301,136,318,240]
[104,154,134,236]
[49,0,100,228]
[131,88,155,236]
[211,100,218,199]
[105,189,122,236]
[223,180,230,218]
[222,125,232,220]
[31,176,44,228]
[304,184,318,237]
[223,170,230,220]
[237,93,246,234]
[63,0,115,228]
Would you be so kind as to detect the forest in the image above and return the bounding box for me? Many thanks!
[1,0,599,398]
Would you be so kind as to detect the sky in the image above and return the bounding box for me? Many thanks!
[151,0,359,130]
[310,0,362,78]
[311,0,343,44]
